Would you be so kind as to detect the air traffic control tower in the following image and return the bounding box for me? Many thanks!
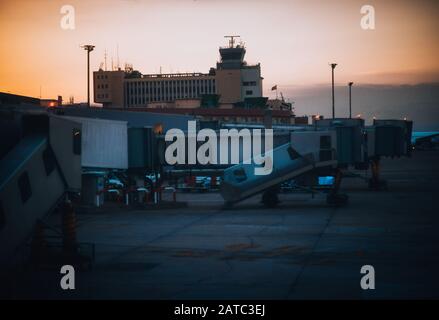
[215,36,263,103]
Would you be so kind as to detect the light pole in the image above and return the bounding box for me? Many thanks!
[81,45,95,107]
[348,82,354,119]
[330,63,337,119]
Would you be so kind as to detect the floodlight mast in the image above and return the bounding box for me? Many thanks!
[81,45,95,107]
[348,82,354,119]
[330,63,337,119]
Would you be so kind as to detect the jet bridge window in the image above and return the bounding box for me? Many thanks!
[18,171,32,203]
[42,148,56,176]
[319,136,333,161]
[287,146,301,160]
[73,128,81,155]
[320,135,332,149]
[233,168,247,183]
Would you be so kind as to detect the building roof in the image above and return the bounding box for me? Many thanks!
[0,92,40,106]
[53,107,196,130]
[116,107,294,118]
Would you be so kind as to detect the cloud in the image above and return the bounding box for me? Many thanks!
[354,70,439,85]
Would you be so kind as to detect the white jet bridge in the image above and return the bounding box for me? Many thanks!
[220,130,343,207]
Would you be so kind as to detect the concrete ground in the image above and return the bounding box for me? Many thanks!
[6,151,439,299]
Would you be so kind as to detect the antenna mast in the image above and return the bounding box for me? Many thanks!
[104,49,107,71]
[224,35,240,48]
[117,44,120,69]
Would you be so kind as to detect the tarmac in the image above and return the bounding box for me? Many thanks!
[4,150,439,299]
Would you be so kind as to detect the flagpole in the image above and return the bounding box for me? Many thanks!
[271,85,278,99]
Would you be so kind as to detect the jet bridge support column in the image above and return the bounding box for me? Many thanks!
[261,185,281,208]
[326,168,349,206]
[62,200,78,254]
[368,157,388,190]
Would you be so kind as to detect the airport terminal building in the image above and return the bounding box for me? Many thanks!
[93,38,263,108]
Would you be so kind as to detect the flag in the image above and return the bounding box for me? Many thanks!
[271,85,277,91]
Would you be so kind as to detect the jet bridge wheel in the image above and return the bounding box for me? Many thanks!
[262,186,280,208]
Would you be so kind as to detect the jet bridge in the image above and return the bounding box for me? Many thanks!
[220,130,340,206]
[0,112,82,266]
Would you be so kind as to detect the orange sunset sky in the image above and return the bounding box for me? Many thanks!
[1,0,438,103]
